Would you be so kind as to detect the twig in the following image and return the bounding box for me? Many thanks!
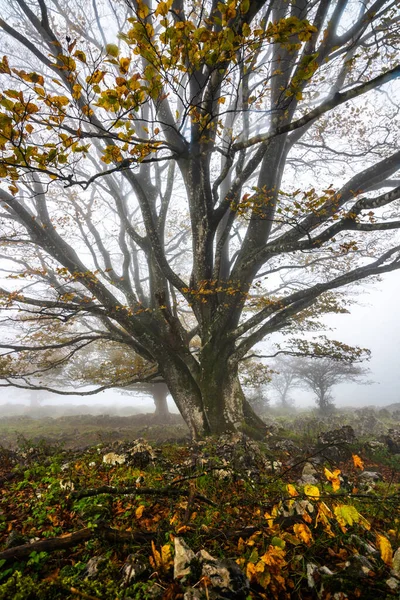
[0,525,151,562]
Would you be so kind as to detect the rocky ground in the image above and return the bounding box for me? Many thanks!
[0,418,399,599]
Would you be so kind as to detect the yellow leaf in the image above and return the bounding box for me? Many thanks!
[324,467,341,492]
[119,57,131,74]
[352,454,364,470]
[218,97,226,105]
[137,1,149,19]
[26,102,40,114]
[246,561,257,580]
[377,534,393,566]
[334,504,362,532]
[74,49,87,63]
[72,84,82,100]
[150,540,161,569]
[8,184,18,196]
[161,543,173,569]
[293,523,313,545]
[242,22,251,37]
[135,505,145,519]
[304,484,320,499]
[155,0,172,17]
[87,70,105,85]
[106,43,120,57]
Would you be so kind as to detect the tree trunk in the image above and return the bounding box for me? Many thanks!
[160,346,268,438]
[151,383,170,420]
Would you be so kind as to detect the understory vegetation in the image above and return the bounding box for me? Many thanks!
[0,411,399,599]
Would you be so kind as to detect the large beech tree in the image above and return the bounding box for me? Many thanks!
[0,0,400,437]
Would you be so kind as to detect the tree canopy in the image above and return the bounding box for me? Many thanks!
[0,0,399,437]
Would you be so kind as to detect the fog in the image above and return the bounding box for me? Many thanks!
[1,272,399,415]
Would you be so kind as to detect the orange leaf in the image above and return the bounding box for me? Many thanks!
[352,454,364,470]
[287,484,298,497]
[293,523,313,545]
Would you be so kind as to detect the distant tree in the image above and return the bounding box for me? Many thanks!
[269,355,300,409]
[292,357,370,413]
[239,359,273,416]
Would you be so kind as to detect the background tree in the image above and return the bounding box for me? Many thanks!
[292,357,371,413]
[0,0,399,437]
[269,355,300,409]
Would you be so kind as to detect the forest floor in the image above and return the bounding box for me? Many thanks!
[0,413,399,599]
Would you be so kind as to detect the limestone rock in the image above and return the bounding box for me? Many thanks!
[174,537,195,580]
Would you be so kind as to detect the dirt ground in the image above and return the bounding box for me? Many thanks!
[0,413,189,449]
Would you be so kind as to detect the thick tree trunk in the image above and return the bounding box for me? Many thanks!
[161,347,268,439]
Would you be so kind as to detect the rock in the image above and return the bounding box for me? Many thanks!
[85,556,104,578]
[199,551,249,599]
[173,538,249,598]
[386,577,399,590]
[298,462,319,485]
[306,563,318,588]
[184,433,271,482]
[121,554,147,584]
[365,440,386,452]
[142,583,164,599]
[359,471,381,482]
[392,547,400,578]
[316,426,356,461]
[318,425,356,445]
[348,535,378,557]
[183,590,203,600]
[343,555,374,578]
[174,537,195,580]
[265,460,282,474]
[127,438,156,468]
[4,530,26,549]
[384,429,400,454]
[102,452,126,465]
[269,439,300,454]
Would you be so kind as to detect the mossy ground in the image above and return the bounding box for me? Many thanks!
[0,416,399,599]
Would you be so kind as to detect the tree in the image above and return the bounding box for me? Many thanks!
[239,358,272,416]
[292,357,370,413]
[269,355,300,409]
[0,0,400,438]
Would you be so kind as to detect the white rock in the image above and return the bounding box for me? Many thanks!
[174,537,195,580]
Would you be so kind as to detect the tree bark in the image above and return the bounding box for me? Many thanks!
[160,345,268,438]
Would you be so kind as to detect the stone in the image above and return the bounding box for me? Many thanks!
[384,429,400,454]
[316,426,356,461]
[85,556,104,578]
[392,547,400,578]
[4,530,26,549]
[386,577,399,590]
[173,538,249,598]
[359,471,381,482]
[199,551,249,599]
[183,590,203,600]
[174,537,195,580]
[299,462,319,485]
[121,554,147,584]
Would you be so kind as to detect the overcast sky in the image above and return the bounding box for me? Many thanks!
[293,271,400,408]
